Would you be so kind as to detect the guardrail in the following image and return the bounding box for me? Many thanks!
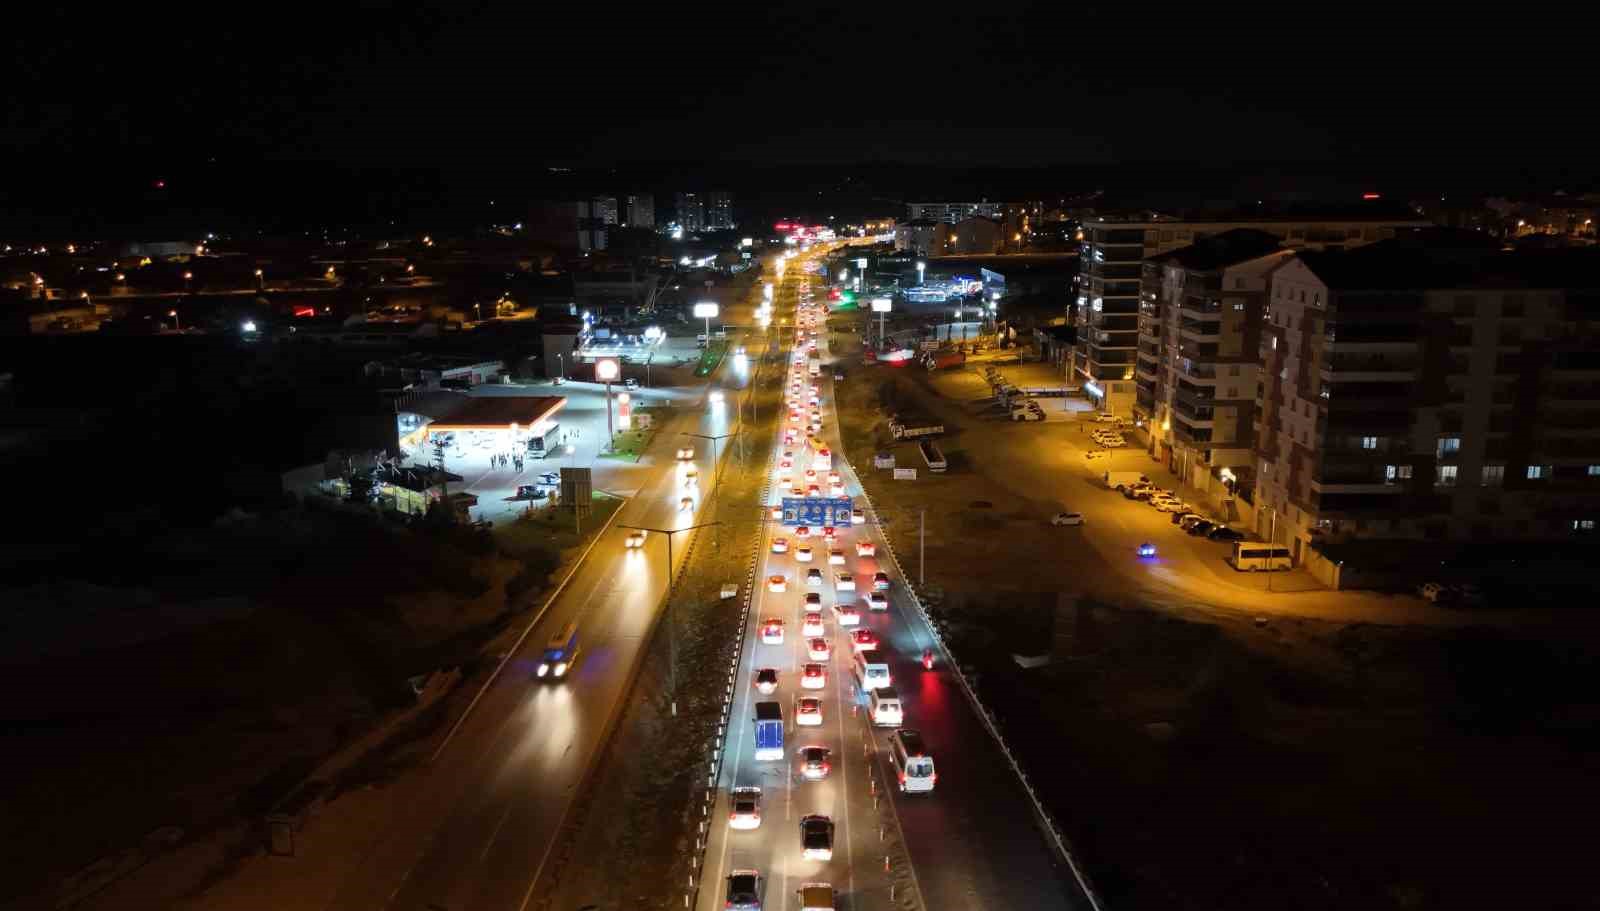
[843,462,1107,911]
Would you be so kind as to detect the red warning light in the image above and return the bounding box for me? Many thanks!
[1361,192,1381,200]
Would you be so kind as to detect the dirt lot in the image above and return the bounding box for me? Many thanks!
[825,319,1600,911]
[0,496,618,908]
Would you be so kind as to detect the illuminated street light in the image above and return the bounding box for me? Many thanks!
[254,268,264,291]
[168,309,181,332]
[595,357,621,448]
[916,261,926,286]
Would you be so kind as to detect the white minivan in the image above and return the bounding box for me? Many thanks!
[888,729,937,794]
[852,650,891,690]
[868,686,903,727]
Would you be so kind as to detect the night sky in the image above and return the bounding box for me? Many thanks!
[0,1,1588,229]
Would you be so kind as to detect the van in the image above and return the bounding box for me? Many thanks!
[796,883,836,911]
[1228,542,1293,571]
[852,650,891,690]
[1103,471,1149,491]
[888,729,937,794]
[868,686,903,727]
[537,621,580,680]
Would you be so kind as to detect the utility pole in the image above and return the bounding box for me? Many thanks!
[919,509,925,586]
[618,520,719,717]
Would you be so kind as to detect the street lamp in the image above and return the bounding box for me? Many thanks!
[617,520,721,716]
[168,309,181,332]
[693,301,718,346]
[254,268,264,291]
[183,271,193,293]
[595,357,620,449]
[916,261,926,286]
[682,429,738,502]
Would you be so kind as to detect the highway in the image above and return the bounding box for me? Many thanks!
[319,288,763,911]
[701,251,1088,910]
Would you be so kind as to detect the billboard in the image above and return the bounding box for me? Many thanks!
[781,496,853,528]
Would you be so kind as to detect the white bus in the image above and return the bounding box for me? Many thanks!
[1228,543,1292,572]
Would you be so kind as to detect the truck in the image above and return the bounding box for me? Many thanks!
[889,418,944,441]
[1103,470,1150,491]
[919,440,947,472]
[923,350,965,371]
[754,701,784,760]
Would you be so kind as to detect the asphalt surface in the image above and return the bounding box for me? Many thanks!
[320,305,759,911]
[700,254,1087,911]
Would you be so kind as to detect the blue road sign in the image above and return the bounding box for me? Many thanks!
[781,496,852,528]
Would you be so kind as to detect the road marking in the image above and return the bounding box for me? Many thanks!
[478,803,515,865]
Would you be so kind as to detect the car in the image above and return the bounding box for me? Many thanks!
[770,505,784,521]
[850,628,879,652]
[625,529,648,548]
[806,567,823,587]
[856,540,876,556]
[806,484,822,497]
[676,446,695,461]
[832,604,860,626]
[1011,409,1045,422]
[1137,542,1158,558]
[802,612,825,637]
[866,590,890,610]
[794,525,811,538]
[1050,512,1084,526]
[1418,582,1454,603]
[709,389,725,404]
[767,575,787,593]
[725,870,762,911]
[872,571,891,591]
[761,619,785,644]
[835,571,857,591]
[1173,512,1204,527]
[1207,525,1247,542]
[807,637,831,660]
[827,549,846,566]
[679,496,695,511]
[681,470,698,488]
[1158,500,1192,514]
[794,544,813,562]
[1187,519,1216,536]
[771,537,790,554]
[795,696,823,726]
[729,786,762,830]
[753,666,780,694]
[852,508,866,525]
[799,814,835,861]
[797,746,832,780]
[803,592,822,608]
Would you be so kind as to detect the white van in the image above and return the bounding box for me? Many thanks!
[852,650,891,690]
[868,686,903,727]
[1228,542,1292,571]
[888,729,937,794]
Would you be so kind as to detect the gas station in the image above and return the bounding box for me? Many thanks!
[408,395,569,457]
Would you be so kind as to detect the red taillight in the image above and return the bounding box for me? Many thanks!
[930,772,938,782]
[898,771,906,784]
[729,812,736,820]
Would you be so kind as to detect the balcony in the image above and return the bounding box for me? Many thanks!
[1178,296,1223,318]
[1319,353,1417,383]
[1178,317,1220,339]
[1172,397,1215,424]
[1175,359,1218,382]
[1136,361,1160,383]
[1171,418,1214,443]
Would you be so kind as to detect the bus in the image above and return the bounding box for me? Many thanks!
[536,621,581,679]
[807,435,832,472]
[1228,543,1292,572]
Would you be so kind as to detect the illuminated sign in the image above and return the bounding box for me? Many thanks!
[781,496,853,528]
[692,302,719,318]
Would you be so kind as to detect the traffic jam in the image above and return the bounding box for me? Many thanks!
[720,254,937,911]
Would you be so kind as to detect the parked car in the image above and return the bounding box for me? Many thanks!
[1186,519,1216,536]
[1050,512,1084,526]
[1206,525,1246,541]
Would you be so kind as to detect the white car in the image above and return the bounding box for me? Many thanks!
[856,540,876,557]
[770,505,783,521]
[1050,512,1084,526]
[795,696,823,726]
[835,572,855,591]
[802,611,825,637]
[676,447,695,461]
[767,575,787,593]
[795,545,813,562]
[832,604,860,626]
[709,389,725,404]
[806,567,823,587]
[624,529,647,548]
[1012,409,1045,422]
[851,509,866,525]
[806,637,831,660]
[866,592,888,611]
[771,537,790,554]
[729,786,762,830]
[829,481,845,496]
[827,549,845,566]
[760,618,785,644]
[681,470,698,488]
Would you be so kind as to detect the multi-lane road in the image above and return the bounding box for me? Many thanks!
[316,290,763,911]
[700,252,1088,911]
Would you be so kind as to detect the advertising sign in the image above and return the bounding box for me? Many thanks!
[560,467,593,512]
[781,496,853,528]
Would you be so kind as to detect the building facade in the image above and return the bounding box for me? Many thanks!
[624,194,655,229]
[1254,241,1600,561]
[1075,211,1430,416]
[1140,230,1293,516]
[675,192,705,233]
[893,219,939,257]
[591,196,618,226]
[907,201,1006,224]
[707,191,735,230]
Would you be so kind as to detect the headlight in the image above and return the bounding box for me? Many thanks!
[537,663,549,677]
[554,662,568,677]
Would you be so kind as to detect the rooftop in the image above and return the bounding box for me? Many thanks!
[423,395,566,430]
[1148,228,1284,271]
[1297,237,1600,291]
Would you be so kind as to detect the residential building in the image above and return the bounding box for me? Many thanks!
[1140,230,1293,517]
[1075,208,1431,416]
[707,191,735,230]
[574,200,608,252]
[894,219,939,257]
[624,194,655,229]
[1253,237,1600,561]
[675,192,705,233]
[934,216,1003,255]
[906,201,1005,224]
[591,196,619,226]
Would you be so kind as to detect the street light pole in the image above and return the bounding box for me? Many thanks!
[618,520,720,717]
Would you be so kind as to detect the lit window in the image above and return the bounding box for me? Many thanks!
[1527,465,1549,480]
[1481,465,1504,486]
[1589,465,1600,476]
[1436,437,1461,457]
[1436,465,1458,486]
[1361,436,1379,450]
[1385,465,1412,483]
[1575,519,1596,532]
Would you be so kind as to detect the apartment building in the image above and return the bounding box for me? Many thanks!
[624,194,655,229]
[1140,230,1293,514]
[1075,209,1429,416]
[707,191,735,230]
[1254,236,1600,562]
[675,192,705,233]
